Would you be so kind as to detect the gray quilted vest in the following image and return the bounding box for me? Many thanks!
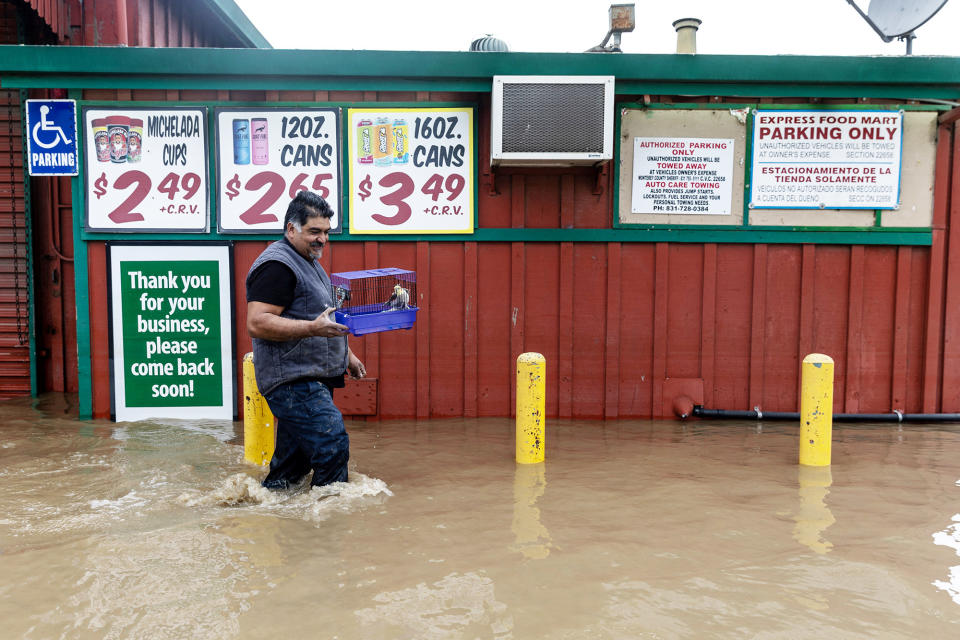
[248,239,348,396]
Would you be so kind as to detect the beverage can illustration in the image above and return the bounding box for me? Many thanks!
[127,118,143,163]
[373,118,392,167]
[356,119,373,164]
[251,117,268,165]
[232,118,250,165]
[92,119,110,162]
[106,115,130,164]
[392,118,409,164]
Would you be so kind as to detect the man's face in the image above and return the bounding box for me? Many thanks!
[286,211,331,261]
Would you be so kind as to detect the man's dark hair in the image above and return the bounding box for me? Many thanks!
[284,191,334,230]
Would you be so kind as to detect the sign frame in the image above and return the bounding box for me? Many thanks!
[214,105,343,235]
[630,136,735,216]
[82,105,210,233]
[25,99,79,176]
[346,106,476,235]
[107,241,236,422]
[749,108,904,211]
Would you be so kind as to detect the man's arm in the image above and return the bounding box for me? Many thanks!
[247,301,348,340]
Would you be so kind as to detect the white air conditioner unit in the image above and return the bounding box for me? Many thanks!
[491,75,615,167]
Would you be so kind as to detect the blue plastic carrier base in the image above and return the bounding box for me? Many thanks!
[335,307,418,336]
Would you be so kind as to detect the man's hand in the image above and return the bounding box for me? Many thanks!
[347,349,366,379]
[312,307,349,337]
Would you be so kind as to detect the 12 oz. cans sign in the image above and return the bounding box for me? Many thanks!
[751,110,903,209]
[348,107,474,234]
[109,244,234,421]
[83,107,208,231]
[632,137,734,215]
[215,107,341,233]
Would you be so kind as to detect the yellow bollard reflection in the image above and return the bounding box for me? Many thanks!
[793,465,836,554]
[510,462,552,559]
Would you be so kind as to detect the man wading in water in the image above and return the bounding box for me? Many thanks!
[245,191,366,488]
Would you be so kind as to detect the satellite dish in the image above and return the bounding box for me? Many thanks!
[869,0,949,36]
[846,0,950,53]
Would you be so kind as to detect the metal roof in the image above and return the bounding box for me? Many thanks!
[1,46,959,99]
[203,0,271,49]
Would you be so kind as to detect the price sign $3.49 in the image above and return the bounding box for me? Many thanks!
[223,171,334,225]
[356,171,465,225]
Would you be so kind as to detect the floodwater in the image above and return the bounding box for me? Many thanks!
[3,396,960,639]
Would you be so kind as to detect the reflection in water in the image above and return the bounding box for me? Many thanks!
[510,462,552,559]
[793,465,836,554]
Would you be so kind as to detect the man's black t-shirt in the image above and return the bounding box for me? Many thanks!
[246,237,345,390]
[246,260,297,308]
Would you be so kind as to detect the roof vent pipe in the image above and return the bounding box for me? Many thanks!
[672,17,701,54]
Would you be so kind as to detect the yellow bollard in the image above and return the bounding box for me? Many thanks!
[516,352,546,464]
[243,352,275,466]
[799,353,834,467]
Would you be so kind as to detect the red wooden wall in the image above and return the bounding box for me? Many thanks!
[21,0,251,47]
[74,89,960,419]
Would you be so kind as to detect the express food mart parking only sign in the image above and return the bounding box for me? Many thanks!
[109,244,234,421]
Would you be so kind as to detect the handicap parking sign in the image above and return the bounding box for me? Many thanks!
[26,99,78,176]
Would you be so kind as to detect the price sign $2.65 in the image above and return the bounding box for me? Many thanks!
[223,171,333,225]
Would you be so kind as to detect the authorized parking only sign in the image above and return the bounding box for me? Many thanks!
[25,99,79,176]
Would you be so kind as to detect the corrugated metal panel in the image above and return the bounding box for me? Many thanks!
[17,0,258,47]
[0,88,31,396]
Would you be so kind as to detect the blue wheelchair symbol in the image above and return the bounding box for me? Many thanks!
[32,105,73,149]
[26,99,78,176]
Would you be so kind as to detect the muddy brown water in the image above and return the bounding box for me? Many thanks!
[2,394,960,639]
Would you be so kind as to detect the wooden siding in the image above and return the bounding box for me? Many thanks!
[69,89,957,419]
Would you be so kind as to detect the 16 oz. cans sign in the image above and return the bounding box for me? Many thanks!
[348,107,474,234]
[83,107,208,232]
[215,107,341,233]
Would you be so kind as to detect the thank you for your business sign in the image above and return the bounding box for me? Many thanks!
[109,244,233,421]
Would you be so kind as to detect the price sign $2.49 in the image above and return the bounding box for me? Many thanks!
[92,170,202,223]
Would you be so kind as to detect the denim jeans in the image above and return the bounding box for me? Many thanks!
[261,380,349,489]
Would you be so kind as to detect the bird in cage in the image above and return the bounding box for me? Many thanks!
[386,283,410,311]
[334,286,351,309]
[330,268,418,335]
